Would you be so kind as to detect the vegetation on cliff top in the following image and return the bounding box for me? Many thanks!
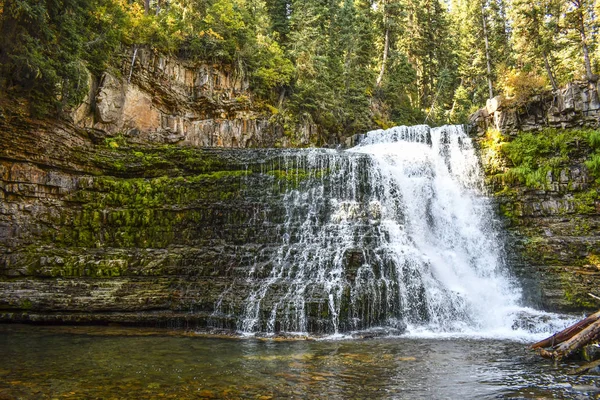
[480,127,600,224]
[482,127,600,190]
[0,0,599,137]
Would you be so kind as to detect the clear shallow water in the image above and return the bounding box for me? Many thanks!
[1,325,599,399]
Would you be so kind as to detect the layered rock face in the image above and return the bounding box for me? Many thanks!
[1,115,390,332]
[2,78,599,331]
[73,49,315,148]
[494,163,600,312]
[470,81,600,134]
[0,116,292,328]
[470,84,600,312]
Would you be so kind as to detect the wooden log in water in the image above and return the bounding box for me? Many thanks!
[538,348,554,359]
[531,310,600,350]
[552,319,600,361]
[569,358,600,375]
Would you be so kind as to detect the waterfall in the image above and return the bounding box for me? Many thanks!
[214,125,570,338]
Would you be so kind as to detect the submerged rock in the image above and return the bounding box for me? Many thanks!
[582,343,600,362]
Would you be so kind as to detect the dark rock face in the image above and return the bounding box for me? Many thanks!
[1,104,598,331]
[495,187,600,312]
[1,116,402,333]
[469,85,600,312]
[0,116,296,329]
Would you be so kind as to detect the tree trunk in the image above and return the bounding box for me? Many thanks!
[581,37,596,83]
[144,0,150,14]
[570,359,600,375]
[128,46,139,84]
[542,52,558,91]
[532,309,600,349]
[574,1,597,83]
[552,319,600,361]
[481,1,494,99]
[376,27,389,88]
[278,87,286,108]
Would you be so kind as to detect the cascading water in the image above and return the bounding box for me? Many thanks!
[213,125,571,338]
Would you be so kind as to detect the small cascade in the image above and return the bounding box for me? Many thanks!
[211,125,571,338]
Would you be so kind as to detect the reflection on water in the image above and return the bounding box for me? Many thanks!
[0,325,598,399]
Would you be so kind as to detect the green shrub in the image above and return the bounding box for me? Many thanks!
[492,128,597,190]
[588,130,600,150]
[585,153,600,179]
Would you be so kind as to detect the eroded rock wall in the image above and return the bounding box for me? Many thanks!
[73,49,316,148]
[470,81,600,135]
[470,84,600,312]
[0,116,291,328]
[495,166,600,312]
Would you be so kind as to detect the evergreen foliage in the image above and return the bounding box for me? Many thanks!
[1,0,599,137]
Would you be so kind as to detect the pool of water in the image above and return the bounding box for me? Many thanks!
[0,325,598,399]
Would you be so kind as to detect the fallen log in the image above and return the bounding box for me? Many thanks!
[531,309,600,349]
[568,358,600,375]
[551,319,600,361]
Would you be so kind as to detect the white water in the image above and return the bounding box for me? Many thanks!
[235,125,575,340]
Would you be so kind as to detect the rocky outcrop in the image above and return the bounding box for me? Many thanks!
[470,85,600,312]
[496,174,600,312]
[72,49,316,148]
[470,81,600,135]
[0,115,376,331]
[0,115,276,328]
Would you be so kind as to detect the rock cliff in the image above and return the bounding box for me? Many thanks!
[0,113,376,331]
[470,81,600,134]
[72,49,317,148]
[2,78,599,331]
[0,113,282,328]
[470,82,600,312]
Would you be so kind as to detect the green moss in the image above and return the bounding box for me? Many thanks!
[266,169,309,186]
[585,153,600,180]
[500,165,552,189]
[573,189,599,214]
[564,284,596,309]
[53,166,253,248]
[20,299,33,310]
[50,258,128,278]
[573,218,593,235]
[588,130,600,150]
[501,129,585,166]
[499,202,518,223]
[104,133,128,150]
[483,128,599,192]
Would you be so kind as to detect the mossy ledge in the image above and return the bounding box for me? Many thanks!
[474,127,600,312]
[0,116,337,328]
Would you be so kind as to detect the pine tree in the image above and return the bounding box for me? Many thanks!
[564,0,598,83]
[400,0,456,122]
[509,0,561,90]
[0,0,127,116]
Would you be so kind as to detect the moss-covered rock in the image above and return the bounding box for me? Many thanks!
[475,126,600,312]
[0,117,331,329]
